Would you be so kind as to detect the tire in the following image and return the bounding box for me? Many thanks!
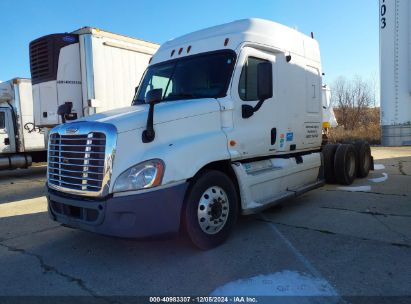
[334,144,357,185]
[322,144,340,183]
[183,170,238,250]
[354,140,371,178]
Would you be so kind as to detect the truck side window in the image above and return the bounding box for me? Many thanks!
[144,75,172,98]
[0,112,5,129]
[239,57,269,101]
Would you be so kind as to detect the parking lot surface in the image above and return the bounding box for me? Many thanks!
[0,147,410,302]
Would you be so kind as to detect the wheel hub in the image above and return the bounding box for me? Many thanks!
[197,186,229,235]
[210,199,223,220]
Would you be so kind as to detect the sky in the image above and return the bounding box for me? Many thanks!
[0,0,378,87]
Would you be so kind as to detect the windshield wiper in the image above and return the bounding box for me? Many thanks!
[132,99,145,105]
[163,93,196,101]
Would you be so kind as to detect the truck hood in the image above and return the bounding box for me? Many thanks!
[73,98,221,133]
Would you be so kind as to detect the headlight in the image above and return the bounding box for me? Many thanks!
[113,159,165,192]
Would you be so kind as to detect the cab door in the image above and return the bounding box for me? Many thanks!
[0,108,16,153]
[225,47,278,160]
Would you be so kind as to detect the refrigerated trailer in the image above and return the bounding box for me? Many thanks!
[29,27,159,128]
[0,78,46,170]
[45,19,373,249]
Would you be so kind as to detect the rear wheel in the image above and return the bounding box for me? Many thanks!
[183,170,238,250]
[354,140,371,178]
[334,144,357,185]
[322,144,340,183]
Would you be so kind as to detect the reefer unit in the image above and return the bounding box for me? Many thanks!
[380,0,411,145]
[29,27,159,127]
[0,78,46,170]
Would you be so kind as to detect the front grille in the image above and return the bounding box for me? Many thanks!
[48,133,106,192]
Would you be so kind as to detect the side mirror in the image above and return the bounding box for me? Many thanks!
[142,88,163,143]
[145,88,163,105]
[257,61,273,101]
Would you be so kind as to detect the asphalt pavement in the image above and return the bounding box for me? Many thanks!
[0,147,410,303]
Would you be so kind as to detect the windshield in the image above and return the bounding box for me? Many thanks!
[133,50,236,104]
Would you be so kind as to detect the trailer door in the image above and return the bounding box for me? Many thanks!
[0,108,16,153]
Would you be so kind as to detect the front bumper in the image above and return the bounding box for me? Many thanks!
[47,183,188,238]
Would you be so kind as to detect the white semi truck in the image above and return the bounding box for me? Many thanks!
[0,78,46,170]
[46,19,372,249]
[29,27,159,128]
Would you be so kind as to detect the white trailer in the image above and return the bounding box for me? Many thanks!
[29,27,159,128]
[379,0,411,145]
[45,19,372,249]
[0,78,46,170]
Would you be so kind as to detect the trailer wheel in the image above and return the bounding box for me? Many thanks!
[334,144,357,185]
[322,144,340,183]
[183,170,238,250]
[354,140,371,178]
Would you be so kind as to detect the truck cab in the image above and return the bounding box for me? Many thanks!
[0,108,14,153]
[0,78,46,170]
[47,19,326,249]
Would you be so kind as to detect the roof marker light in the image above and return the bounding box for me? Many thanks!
[187,45,192,53]
[170,50,175,57]
[224,38,229,46]
[178,48,183,55]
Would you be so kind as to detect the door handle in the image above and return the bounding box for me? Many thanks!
[271,128,277,145]
[4,138,10,145]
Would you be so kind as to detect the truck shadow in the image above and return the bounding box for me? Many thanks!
[0,165,46,205]
[1,212,295,295]
[0,164,46,181]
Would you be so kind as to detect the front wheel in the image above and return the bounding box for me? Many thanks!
[183,170,238,250]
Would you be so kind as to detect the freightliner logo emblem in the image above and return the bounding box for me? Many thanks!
[66,127,79,134]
